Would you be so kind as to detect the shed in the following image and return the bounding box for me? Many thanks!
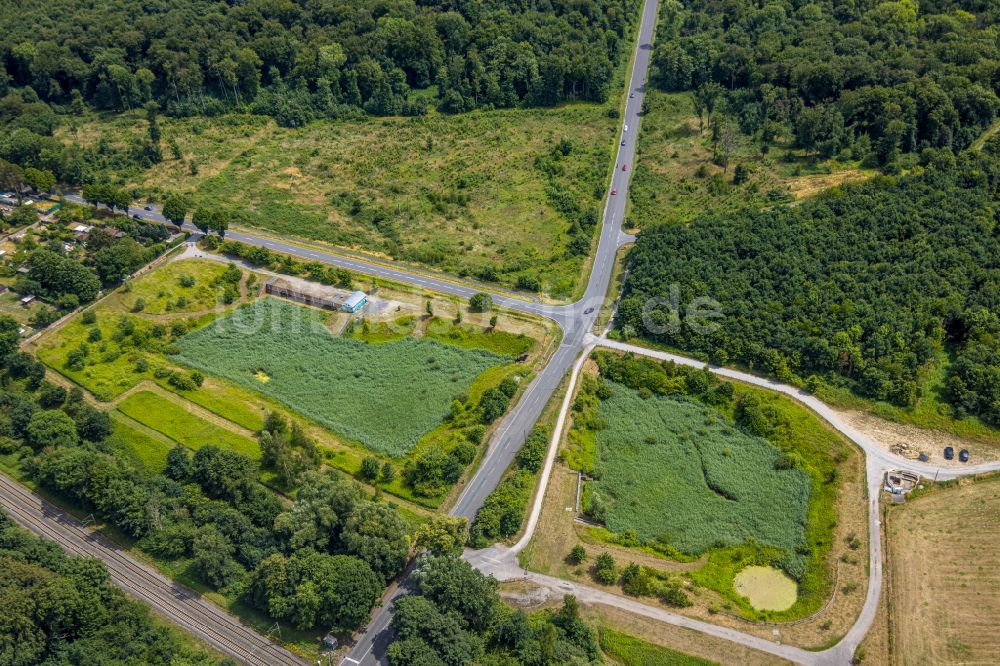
[340,290,368,313]
[20,295,35,307]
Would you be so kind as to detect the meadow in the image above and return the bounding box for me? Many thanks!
[171,298,508,456]
[586,381,811,568]
[117,390,260,460]
[59,103,618,297]
[628,90,872,229]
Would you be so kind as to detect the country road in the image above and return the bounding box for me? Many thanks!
[13,0,995,662]
[0,473,307,666]
[464,335,1000,666]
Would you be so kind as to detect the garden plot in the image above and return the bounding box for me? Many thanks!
[171,297,508,456]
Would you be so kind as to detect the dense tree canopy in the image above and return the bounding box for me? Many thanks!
[651,0,1000,161]
[0,510,224,665]
[617,145,1000,423]
[0,0,636,130]
[387,554,600,665]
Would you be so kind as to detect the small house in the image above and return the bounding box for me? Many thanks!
[16,266,30,275]
[340,291,368,313]
[20,295,35,307]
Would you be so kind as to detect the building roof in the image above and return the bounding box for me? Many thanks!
[342,291,367,309]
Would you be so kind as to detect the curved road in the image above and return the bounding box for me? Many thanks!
[469,335,1000,666]
[33,0,997,662]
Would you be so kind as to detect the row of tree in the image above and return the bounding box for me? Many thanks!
[1,0,637,126]
[617,145,1000,424]
[650,0,1000,162]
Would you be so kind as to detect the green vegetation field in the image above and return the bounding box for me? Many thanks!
[108,414,173,474]
[629,90,871,228]
[599,628,717,666]
[123,258,234,315]
[171,298,508,456]
[565,351,854,618]
[117,390,260,460]
[586,381,810,564]
[62,105,617,297]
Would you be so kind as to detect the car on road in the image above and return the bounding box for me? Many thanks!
[630,92,634,98]
[944,446,954,460]
[583,307,595,315]
[621,139,626,146]
[623,124,628,131]
[610,188,617,195]
[143,205,152,211]
[132,214,142,219]
[959,449,970,463]
[622,164,628,171]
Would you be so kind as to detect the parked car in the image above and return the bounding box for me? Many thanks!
[132,213,142,219]
[610,188,617,195]
[944,446,954,460]
[143,205,152,211]
[959,449,970,463]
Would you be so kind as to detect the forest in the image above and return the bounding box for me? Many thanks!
[0,0,635,126]
[616,143,1000,425]
[650,0,1000,164]
[0,509,226,665]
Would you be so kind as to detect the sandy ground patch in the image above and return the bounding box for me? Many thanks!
[834,408,1000,467]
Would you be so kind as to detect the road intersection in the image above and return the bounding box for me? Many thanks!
[23,0,1000,662]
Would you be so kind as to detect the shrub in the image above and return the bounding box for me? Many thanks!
[567,545,586,564]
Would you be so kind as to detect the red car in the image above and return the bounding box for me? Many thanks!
[610,188,617,195]
[622,164,628,171]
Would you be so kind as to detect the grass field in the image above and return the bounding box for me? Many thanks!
[887,477,1000,664]
[585,381,811,564]
[117,390,260,460]
[124,259,234,315]
[628,90,873,229]
[59,103,619,297]
[171,297,508,456]
[599,627,718,666]
[107,413,174,474]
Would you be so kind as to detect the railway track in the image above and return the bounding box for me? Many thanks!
[0,473,306,666]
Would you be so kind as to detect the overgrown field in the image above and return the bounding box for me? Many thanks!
[564,351,854,618]
[585,381,811,569]
[60,104,618,297]
[629,90,871,228]
[171,298,507,456]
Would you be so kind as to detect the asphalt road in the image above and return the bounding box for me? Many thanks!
[57,0,657,661]
[339,0,660,663]
[0,473,306,666]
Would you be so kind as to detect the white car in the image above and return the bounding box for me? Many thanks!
[623,124,628,131]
